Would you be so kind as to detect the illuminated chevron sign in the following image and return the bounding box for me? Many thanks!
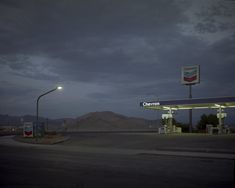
[181,65,200,85]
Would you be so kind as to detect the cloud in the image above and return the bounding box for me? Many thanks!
[178,0,235,44]
[0,54,60,80]
[0,0,185,54]
[0,0,234,119]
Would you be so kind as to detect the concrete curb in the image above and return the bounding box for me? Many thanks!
[13,135,70,145]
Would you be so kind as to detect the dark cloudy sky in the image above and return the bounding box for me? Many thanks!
[0,0,235,122]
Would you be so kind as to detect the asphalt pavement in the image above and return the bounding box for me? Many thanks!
[0,133,235,188]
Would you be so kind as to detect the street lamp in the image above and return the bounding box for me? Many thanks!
[36,86,63,137]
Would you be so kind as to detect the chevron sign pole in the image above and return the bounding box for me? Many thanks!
[181,65,200,133]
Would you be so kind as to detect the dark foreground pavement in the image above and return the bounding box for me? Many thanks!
[0,133,235,188]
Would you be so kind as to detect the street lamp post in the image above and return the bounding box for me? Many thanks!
[36,86,62,138]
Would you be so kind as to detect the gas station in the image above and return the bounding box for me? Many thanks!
[140,96,235,134]
[140,65,235,134]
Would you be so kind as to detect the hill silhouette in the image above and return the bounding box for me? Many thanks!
[0,111,160,131]
[69,111,160,131]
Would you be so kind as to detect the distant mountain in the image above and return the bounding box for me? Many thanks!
[0,114,21,126]
[69,111,160,131]
[0,111,161,131]
[0,114,63,127]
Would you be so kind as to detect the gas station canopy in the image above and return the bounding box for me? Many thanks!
[140,96,235,110]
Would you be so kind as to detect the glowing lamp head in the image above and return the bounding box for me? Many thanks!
[57,86,63,90]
